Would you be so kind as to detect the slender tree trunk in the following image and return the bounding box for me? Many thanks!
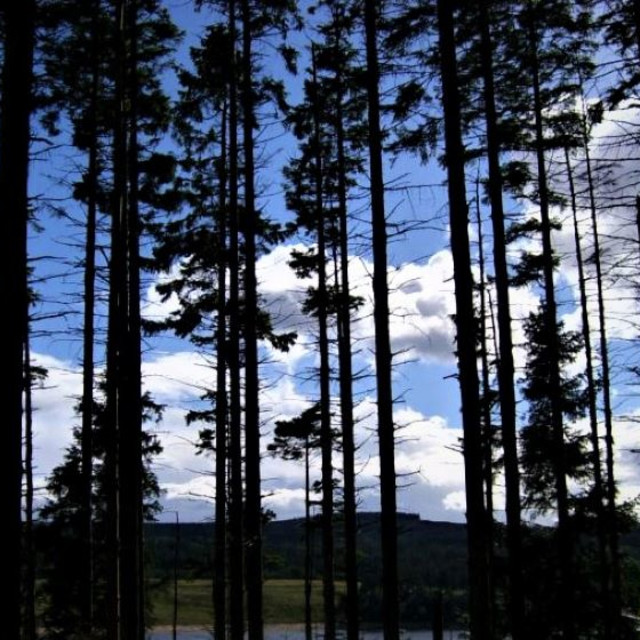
[437,2,492,637]
[117,0,145,640]
[311,47,336,640]
[580,112,622,629]
[240,1,264,638]
[108,0,132,635]
[334,41,360,640]
[564,146,610,637]
[214,100,229,640]
[227,2,244,638]
[527,7,574,636]
[476,2,526,636]
[24,333,36,640]
[81,2,101,626]
[105,170,124,632]
[474,193,496,620]
[121,1,144,634]
[104,272,122,640]
[173,512,180,640]
[0,3,34,637]
[106,4,128,637]
[363,4,399,639]
[433,591,444,640]
[304,438,313,640]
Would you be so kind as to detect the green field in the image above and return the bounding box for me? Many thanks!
[150,579,346,627]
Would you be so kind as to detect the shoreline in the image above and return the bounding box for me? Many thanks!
[150,624,308,632]
[149,623,446,633]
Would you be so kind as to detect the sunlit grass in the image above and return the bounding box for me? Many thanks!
[150,579,346,627]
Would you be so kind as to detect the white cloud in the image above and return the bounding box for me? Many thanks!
[612,415,640,506]
[548,102,640,340]
[151,407,209,471]
[393,409,463,484]
[162,474,215,504]
[263,487,308,520]
[257,242,317,338]
[31,118,640,527]
[30,353,83,477]
[256,243,460,369]
[442,491,467,513]
[259,375,315,425]
[263,339,313,377]
[387,252,458,363]
[142,350,214,401]
[29,342,639,527]
[143,260,184,321]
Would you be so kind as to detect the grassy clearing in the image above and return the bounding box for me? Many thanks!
[150,579,345,627]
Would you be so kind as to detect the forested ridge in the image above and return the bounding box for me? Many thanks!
[144,515,640,584]
[2,1,640,639]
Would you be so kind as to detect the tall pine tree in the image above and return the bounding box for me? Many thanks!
[0,3,36,638]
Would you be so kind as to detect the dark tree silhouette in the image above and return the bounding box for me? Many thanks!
[268,405,321,640]
[437,1,492,637]
[0,3,35,638]
[475,2,527,636]
[363,2,400,638]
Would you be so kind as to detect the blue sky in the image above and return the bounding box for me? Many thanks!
[26,1,640,525]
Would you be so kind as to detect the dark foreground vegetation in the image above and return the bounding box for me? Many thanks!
[32,514,640,630]
[143,515,640,629]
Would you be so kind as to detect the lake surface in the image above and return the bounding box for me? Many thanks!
[147,630,465,640]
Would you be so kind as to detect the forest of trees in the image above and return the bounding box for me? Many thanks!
[2,0,640,638]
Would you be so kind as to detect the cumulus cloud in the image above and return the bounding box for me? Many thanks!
[256,242,460,369]
[442,491,467,513]
[548,103,640,338]
[149,379,472,523]
[263,487,308,520]
[257,242,317,334]
[29,342,639,526]
[32,107,640,525]
[387,252,458,363]
[142,350,214,401]
[162,474,215,504]
[143,260,184,322]
[612,415,640,506]
[353,405,469,522]
[30,353,83,478]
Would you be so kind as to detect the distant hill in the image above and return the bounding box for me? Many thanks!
[144,512,469,591]
[145,511,640,594]
[33,512,638,627]
[144,512,472,626]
